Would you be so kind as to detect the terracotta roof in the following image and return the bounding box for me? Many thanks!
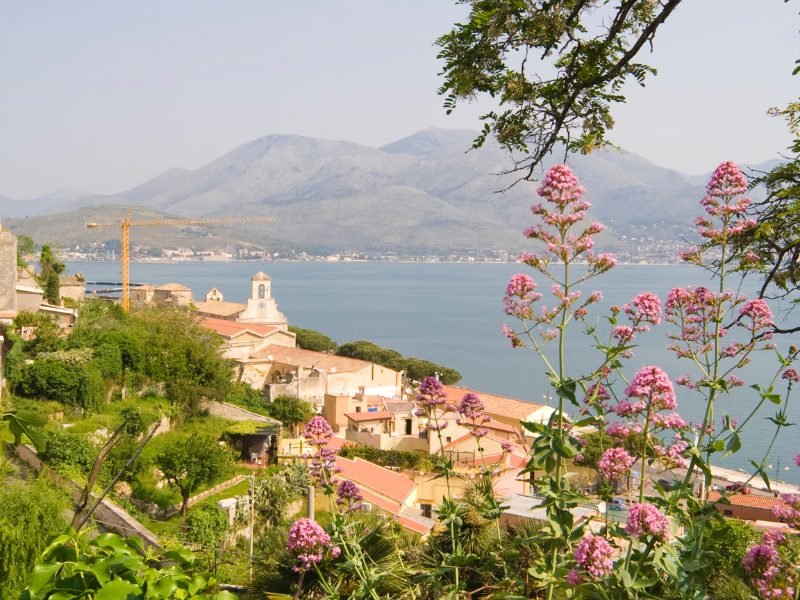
[0,311,16,319]
[327,436,354,451]
[157,282,191,291]
[442,385,547,421]
[345,411,393,422]
[194,300,246,318]
[485,419,519,434]
[250,344,373,373]
[335,456,416,504]
[199,317,278,338]
[708,491,786,510]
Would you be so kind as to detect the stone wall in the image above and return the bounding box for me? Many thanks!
[14,444,161,548]
[0,228,17,315]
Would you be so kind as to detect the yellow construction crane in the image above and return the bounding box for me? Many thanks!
[86,212,276,311]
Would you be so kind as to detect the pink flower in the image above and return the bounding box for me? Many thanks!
[336,480,363,511]
[573,534,614,578]
[782,369,800,383]
[504,273,542,319]
[795,454,800,467]
[303,416,333,447]
[625,292,662,326]
[625,503,670,541]
[598,447,636,481]
[286,518,340,572]
[416,376,446,408]
[739,298,774,331]
[566,569,581,585]
[625,366,676,411]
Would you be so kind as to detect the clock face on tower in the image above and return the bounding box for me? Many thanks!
[258,301,266,311]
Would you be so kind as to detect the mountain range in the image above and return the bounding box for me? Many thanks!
[1,128,777,257]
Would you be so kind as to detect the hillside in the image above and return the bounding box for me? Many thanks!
[0,128,773,258]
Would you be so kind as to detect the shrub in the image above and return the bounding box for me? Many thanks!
[186,503,229,548]
[289,326,338,353]
[39,428,94,475]
[92,342,123,380]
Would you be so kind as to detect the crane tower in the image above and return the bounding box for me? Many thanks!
[86,212,276,311]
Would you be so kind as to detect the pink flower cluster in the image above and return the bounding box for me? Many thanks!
[597,447,635,481]
[624,292,662,329]
[457,392,491,439]
[623,366,676,412]
[303,417,339,483]
[304,416,333,447]
[772,493,800,529]
[743,531,795,599]
[504,273,542,319]
[573,534,615,578]
[416,376,447,408]
[625,503,670,541]
[691,161,757,243]
[739,298,774,333]
[286,518,341,572]
[336,480,363,511]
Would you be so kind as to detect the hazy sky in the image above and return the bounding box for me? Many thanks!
[0,1,797,199]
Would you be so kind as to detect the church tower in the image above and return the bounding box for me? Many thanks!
[237,272,288,330]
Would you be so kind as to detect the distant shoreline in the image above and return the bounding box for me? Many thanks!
[63,257,686,267]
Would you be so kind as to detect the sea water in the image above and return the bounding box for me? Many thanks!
[66,260,800,484]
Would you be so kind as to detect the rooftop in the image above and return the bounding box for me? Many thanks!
[708,491,787,510]
[250,344,374,374]
[194,300,246,318]
[199,317,278,339]
[336,456,416,505]
[442,385,548,421]
[344,411,393,422]
[157,282,191,291]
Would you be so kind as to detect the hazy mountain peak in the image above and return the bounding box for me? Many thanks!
[381,127,482,158]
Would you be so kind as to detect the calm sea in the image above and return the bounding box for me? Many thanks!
[66,260,800,484]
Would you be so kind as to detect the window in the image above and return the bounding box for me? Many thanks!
[446,436,452,444]
[404,419,412,435]
[258,284,265,299]
[420,503,432,519]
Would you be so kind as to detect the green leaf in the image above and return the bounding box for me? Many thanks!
[3,410,48,450]
[95,578,141,600]
[724,432,741,456]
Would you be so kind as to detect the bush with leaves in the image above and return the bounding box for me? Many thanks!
[39,428,95,475]
[338,444,433,472]
[187,503,230,549]
[226,381,270,415]
[336,340,462,384]
[19,530,237,600]
[0,477,69,600]
[265,395,314,436]
[15,358,104,412]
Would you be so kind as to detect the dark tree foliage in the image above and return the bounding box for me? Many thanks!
[15,359,104,412]
[437,0,681,182]
[336,340,462,384]
[38,245,65,304]
[733,97,800,333]
[289,325,338,353]
[15,235,34,268]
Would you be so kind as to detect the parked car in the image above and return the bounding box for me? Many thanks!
[609,497,626,511]
[726,482,751,494]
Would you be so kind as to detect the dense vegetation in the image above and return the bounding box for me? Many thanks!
[336,339,462,384]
